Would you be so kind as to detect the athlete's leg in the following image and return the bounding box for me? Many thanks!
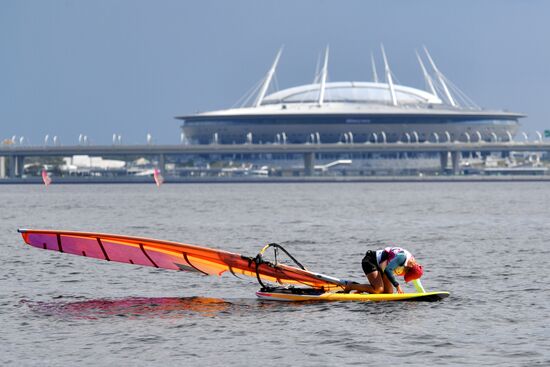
[344,271,384,294]
[381,273,394,294]
[367,271,385,294]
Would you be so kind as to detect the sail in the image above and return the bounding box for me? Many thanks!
[18,229,343,290]
[153,168,163,187]
[41,169,51,186]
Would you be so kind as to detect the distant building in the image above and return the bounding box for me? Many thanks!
[177,46,523,145]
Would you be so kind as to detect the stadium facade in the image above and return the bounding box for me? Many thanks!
[177,47,524,145]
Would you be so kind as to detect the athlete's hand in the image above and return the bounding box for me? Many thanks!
[396,285,404,294]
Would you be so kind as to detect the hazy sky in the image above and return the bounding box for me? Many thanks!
[2,0,550,144]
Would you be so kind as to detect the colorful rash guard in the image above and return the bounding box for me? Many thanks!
[376,247,413,287]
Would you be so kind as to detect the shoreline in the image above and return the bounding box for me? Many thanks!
[1,175,549,184]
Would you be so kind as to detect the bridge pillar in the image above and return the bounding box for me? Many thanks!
[0,156,5,178]
[304,152,314,176]
[18,156,25,176]
[451,152,461,175]
[8,156,20,178]
[8,157,14,178]
[439,152,448,173]
[11,156,25,177]
[158,154,166,177]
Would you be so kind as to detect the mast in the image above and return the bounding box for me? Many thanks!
[371,53,379,83]
[255,47,283,107]
[318,46,329,107]
[415,50,438,97]
[423,46,456,107]
[381,44,397,106]
[313,52,321,84]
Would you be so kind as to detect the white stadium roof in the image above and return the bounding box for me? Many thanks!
[262,81,443,106]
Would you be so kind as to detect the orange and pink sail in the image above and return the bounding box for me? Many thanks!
[18,229,343,290]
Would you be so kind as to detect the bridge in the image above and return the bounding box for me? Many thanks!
[1,141,549,178]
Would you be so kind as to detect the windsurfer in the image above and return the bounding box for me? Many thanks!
[344,247,423,294]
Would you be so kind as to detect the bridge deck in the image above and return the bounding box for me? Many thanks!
[1,142,550,157]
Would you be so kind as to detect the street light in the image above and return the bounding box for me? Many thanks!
[412,131,419,143]
[521,132,528,142]
[475,131,482,142]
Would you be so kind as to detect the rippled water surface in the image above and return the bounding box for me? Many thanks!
[1,183,549,366]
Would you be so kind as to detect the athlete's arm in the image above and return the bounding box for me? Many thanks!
[384,252,407,288]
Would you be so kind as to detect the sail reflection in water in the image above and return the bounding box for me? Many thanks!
[24,297,232,320]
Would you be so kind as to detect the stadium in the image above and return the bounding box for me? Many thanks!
[177,47,524,145]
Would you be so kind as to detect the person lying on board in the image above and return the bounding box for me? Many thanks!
[344,247,424,294]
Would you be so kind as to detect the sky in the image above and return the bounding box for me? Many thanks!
[2,0,550,145]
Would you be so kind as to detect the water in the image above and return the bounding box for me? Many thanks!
[1,183,549,366]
